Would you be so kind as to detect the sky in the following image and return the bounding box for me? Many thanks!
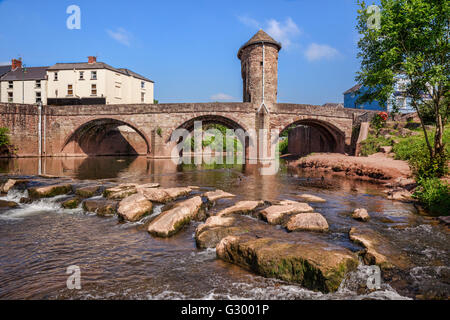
[0,0,373,104]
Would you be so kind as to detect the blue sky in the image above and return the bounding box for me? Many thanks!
[0,0,372,104]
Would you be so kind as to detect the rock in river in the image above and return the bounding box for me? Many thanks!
[352,208,370,222]
[62,197,81,209]
[118,193,153,222]
[195,215,240,249]
[140,187,192,203]
[204,190,235,202]
[148,196,203,237]
[285,212,329,232]
[104,184,137,200]
[216,235,358,293]
[259,200,314,225]
[83,199,118,216]
[296,194,326,203]
[75,185,101,198]
[1,179,17,193]
[0,200,19,209]
[217,200,264,217]
[28,183,73,199]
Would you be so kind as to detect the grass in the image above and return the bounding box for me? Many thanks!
[360,135,393,156]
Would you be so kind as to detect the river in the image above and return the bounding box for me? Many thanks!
[0,156,448,300]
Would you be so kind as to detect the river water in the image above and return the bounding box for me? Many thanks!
[0,156,448,300]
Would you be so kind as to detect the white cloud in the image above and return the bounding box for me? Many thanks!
[304,43,340,61]
[237,15,261,29]
[106,28,132,46]
[237,16,301,50]
[266,17,301,49]
[0,62,10,66]
[210,93,235,101]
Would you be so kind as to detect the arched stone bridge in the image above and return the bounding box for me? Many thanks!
[0,102,373,159]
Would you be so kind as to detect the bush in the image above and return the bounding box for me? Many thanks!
[0,127,10,148]
[278,138,289,155]
[414,178,450,216]
[360,135,393,156]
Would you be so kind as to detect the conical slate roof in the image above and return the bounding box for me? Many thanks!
[238,29,282,59]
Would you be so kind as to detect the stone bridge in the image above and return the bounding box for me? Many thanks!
[0,102,373,159]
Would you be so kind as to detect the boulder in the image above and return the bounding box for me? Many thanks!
[140,187,192,203]
[352,208,370,222]
[259,201,314,225]
[296,194,326,203]
[438,216,450,226]
[83,199,118,216]
[216,235,359,293]
[148,196,203,237]
[0,200,19,209]
[0,179,17,193]
[195,215,239,249]
[28,183,73,199]
[136,183,160,192]
[75,185,101,198]
[118,193,153,222]
[217,201,264,217]
[349,227,410,270]
[62,197,81,209]
[104,184,137,200]
[204,190,235,202]
[286,212,329,232]
[388,189,414,202]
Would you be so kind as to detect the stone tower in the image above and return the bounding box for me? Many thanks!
[238,30,282,109]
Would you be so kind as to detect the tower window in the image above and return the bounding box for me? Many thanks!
[8,92,13,102]
[67,84,73,96]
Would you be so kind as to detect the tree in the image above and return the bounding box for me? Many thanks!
[356,0,449,176]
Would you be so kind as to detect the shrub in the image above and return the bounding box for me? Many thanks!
[0,127,10,147]
[360,135,393,156]
[370,112,388,137]
[278,138,289,155]
[414,178,450,216]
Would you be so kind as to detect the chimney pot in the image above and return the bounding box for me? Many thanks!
[12,58,22,70]
[88,56,97,64]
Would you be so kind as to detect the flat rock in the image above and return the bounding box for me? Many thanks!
[62,197,81,209]
[216,235,358,293]
[118,193,153,222]
[140,187,192,203]
[75,185,101,198]
[28,183,73,199]
[259,201,314,225]
[286,212,329,232]
[349,227,410,270]
[387,189,414,202]
[296,194,326,203]
[204,190,235,202]
[352,208,370,222]
[104,184,137,200]
[195,215,238,249]
[217,200,264,217]
[83,199,118,216]
[0,200,19,209]
[1,179,17,193]
[438,216,450,225]
[136,183,160,192]
[148,196,203,237]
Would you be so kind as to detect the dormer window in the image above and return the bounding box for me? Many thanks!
[79,71,84,80]
[35,80,41,89]
[91,71,97,80]
[54,72,58,81]
[8,81,13,89]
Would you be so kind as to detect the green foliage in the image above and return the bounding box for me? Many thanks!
[413,178,450,216]
[370,114,386,136]
[153,99,159,104]
[360,135,393,156]
[183,124,243,153]
[156,127,162,137]
[356,0,449,172]
[393,126,449,178]
[0,128,10,147]
[278,138,289,155]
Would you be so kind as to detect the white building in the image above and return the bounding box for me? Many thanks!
[0,59,48,105]
[46,56,154,105]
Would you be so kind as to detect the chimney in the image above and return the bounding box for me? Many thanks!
[88,56,97,64]
[12,58,22,70]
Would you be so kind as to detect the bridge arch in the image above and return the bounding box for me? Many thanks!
[279,118,346,156]
[61,118,151,156]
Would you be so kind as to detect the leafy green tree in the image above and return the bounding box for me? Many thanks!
[356,0,449,176]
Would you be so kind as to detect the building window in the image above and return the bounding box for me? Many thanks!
[54,72,58,81]
[91,84,97,96]
[8,81,13,89]
[141,92,145,103]
[141,81,145,89]
[8,92,13,102]
[79,71,84,80]
[35,92,42,103]
[91,71,97,80]
[35,80,41,89]
[67,84,73,96]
